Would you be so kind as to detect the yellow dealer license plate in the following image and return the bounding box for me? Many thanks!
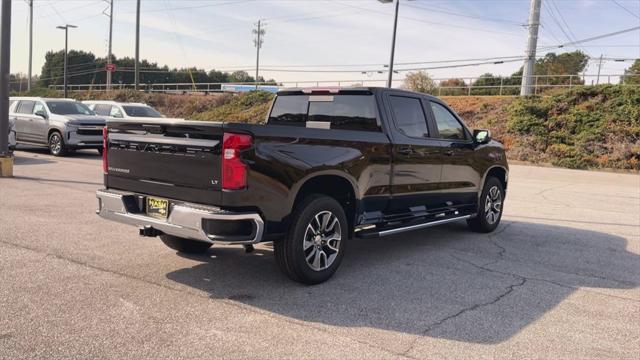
[146,197,169,219]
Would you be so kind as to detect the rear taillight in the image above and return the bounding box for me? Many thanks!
[222,132,252,190]
[102,126,108,174]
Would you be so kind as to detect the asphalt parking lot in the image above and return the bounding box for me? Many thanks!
[1,148,639,359]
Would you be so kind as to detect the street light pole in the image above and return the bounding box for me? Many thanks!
[27,0,33,92]
[57,24,77,98]
[106,0,113,91]
[0,0,13,176]
[379,0,399,88]
[134,0,140,90]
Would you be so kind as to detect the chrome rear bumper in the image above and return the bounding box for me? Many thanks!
[96,189,264,245]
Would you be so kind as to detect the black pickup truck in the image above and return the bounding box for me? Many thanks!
[96,87,508,284]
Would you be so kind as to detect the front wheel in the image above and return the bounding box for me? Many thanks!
[48,131,68,156]
[467,176,504,233]
[159,235,212,254]
[274,195,348,285]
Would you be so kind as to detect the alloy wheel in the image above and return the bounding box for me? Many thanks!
[303,210,342,271]
[50,133,62,155]
[484,185,502,224]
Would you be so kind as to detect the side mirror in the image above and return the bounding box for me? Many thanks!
[473,129,491,145]
[35,110,48,119]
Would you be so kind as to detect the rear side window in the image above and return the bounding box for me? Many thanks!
[389,96,429,138]
[269,95,379,131]
[269,96,308,125]
[16,100,35,114]
[430,102,467,140]
[92,104,112,116]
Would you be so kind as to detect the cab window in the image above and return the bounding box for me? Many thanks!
[430,102,467,140]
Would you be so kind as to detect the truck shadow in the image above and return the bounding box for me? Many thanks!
[165,220,639,344]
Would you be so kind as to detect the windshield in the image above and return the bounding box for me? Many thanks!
[122,105,163,118]
[46,101,95,115]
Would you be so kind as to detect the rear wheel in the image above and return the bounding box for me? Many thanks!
[48,131,68,156]
[159,235,212,254]
[274,195,348,285]
[467,176,504,233]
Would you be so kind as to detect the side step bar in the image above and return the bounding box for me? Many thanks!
[355,215,472,239]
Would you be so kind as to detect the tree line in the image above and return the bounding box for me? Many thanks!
[403,51,640,95]
[11,49,277,90]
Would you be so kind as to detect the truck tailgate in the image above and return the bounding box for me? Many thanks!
[105,121,224,200]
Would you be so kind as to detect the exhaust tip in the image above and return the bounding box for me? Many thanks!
[139,226,160,237]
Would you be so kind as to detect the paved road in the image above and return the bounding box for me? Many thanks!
[1,149,639,359]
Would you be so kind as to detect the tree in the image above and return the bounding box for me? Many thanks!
[623,59,640,85]
[228,70,254,83]
[402,71,437,94]
[39,50,98,87]
[439,78,467,96]
[471,73,520,95]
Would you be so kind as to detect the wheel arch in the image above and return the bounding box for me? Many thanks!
[479,165,508,198]
[288,171,359,233]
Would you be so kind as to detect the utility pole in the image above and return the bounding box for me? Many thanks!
[0,0,13,176]
[134,0,140,90]
[105,0,113,91]
[252,20,265,90]
[520,0,542,96]
[56,24,77,98]
[596,54,603,85]
[387,0,399,88]
[27,0,33,92]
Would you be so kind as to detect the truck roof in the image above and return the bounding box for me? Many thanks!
[82,100,148,106]
[277,87,440,101]
[9,96,76,102]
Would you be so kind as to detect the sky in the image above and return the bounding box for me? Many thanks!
[7,0,640,87]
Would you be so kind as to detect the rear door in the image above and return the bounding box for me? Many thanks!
[384,92,447,216]
[427,100,479,209]
[13,100,36,143]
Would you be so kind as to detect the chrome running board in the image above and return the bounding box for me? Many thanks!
[356,215,473,238]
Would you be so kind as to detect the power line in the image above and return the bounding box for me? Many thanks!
[334,1,526,38]
[539,26,640,50]
[121,0,249,14]
[611,0,640,20]
[404,2,526,26]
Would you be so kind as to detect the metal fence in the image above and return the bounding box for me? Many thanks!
[47,73,639,96]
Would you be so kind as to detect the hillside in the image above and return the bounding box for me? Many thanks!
[63,86,640,170]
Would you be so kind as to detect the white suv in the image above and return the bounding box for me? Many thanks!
[83,101,179,121]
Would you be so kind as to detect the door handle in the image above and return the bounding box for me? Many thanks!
[398,147,414,155]
[444,150,455,156]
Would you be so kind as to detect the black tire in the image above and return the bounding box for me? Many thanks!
[159,235,212,254]
[274,194,348,285]
[467,176,504,233]
[48,131,68,156]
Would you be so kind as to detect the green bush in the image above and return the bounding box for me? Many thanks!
[507,85,640,170]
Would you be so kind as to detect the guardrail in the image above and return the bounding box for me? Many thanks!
[47,73,639,96]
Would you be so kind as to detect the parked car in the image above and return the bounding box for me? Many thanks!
[9,97,106,156]
[96,87,508,284]
[83,101,181,121]
[6,101,16,151]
